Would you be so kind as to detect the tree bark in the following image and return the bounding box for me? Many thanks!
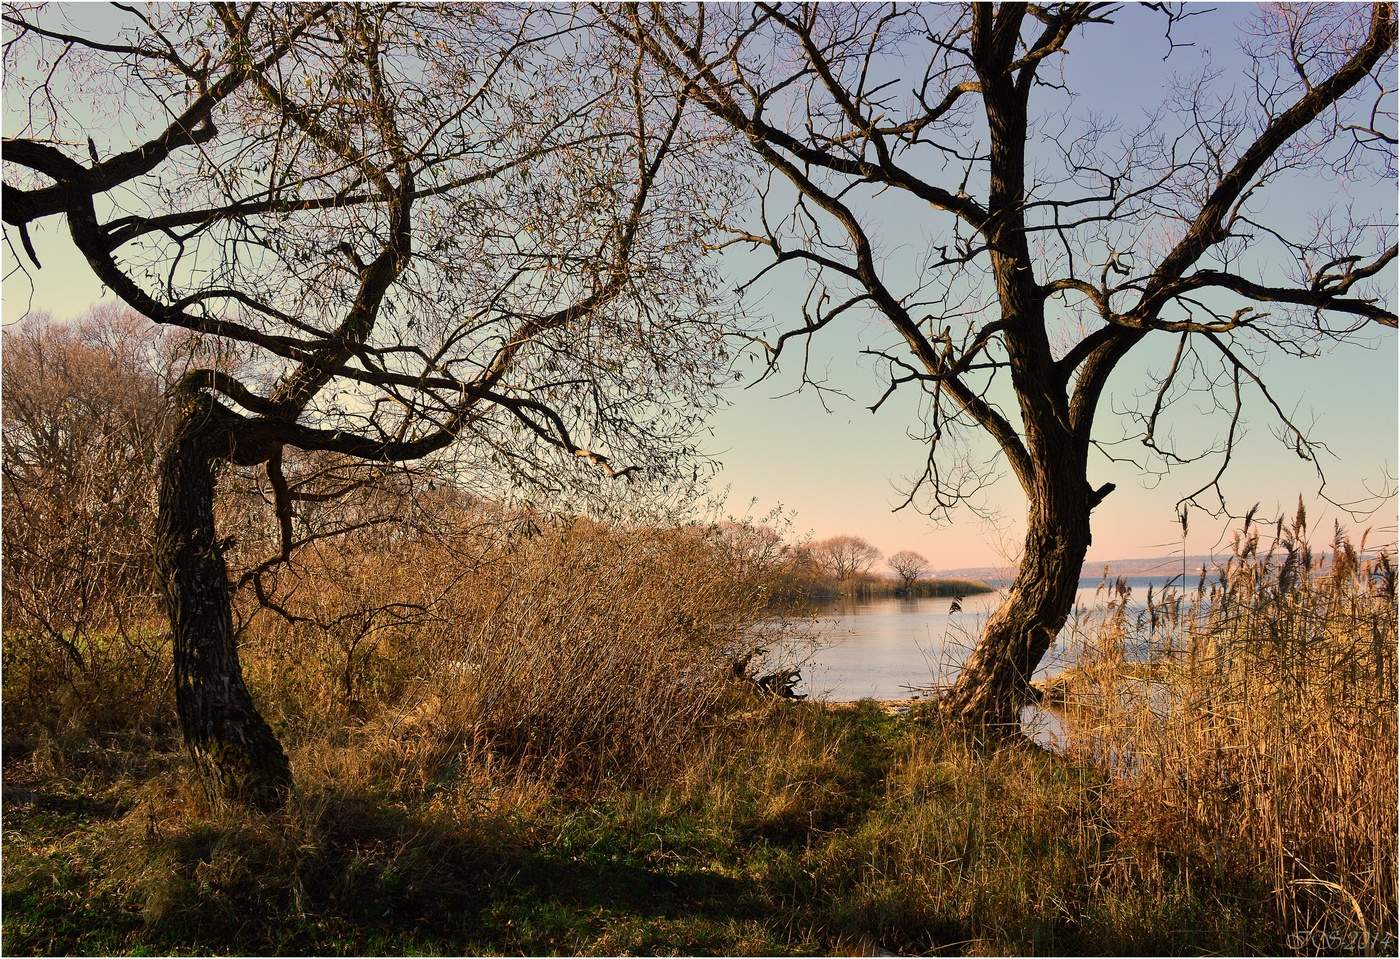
[155,394,291,809]
[941,455,1094,732]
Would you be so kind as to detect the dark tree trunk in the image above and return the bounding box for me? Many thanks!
[941,454,1094,732]
[155,397,291,809]
[937,29,1099,733]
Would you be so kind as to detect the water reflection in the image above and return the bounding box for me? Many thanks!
[801,592,998,702]
[802,578,1178,703]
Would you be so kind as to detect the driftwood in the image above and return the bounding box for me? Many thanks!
[755,667,806,699]
[730,647,807,700]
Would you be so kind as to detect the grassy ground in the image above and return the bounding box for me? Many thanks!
[3,701,1298,957]
[3,511,1392,956]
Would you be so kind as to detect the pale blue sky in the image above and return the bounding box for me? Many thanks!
[4,3,1396,570]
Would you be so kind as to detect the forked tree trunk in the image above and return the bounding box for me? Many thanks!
[155,399,291,809]
[941,466,1093,732]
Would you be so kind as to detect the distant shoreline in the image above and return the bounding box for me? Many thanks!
[937,548,1393,583]
[790,576,995,604]
[937,555,1218,582]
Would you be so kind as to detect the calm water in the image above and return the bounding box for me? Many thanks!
[800,576,1181,703]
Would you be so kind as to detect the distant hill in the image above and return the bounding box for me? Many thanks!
[939,549,1390,583]
[936,555,1222,583]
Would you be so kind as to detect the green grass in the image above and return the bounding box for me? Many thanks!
[2,702,1299,956]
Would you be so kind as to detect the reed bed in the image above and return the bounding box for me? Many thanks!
[1053,504,1398,951]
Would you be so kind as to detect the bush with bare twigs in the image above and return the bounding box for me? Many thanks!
[2,310,171,739]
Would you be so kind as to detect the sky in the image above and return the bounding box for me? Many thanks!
[3,3,1396,572]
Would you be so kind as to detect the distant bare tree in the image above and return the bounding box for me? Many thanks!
[3,5,739,806]
[1,308,167,687]
[611,2,1397,728]
[888,550,930,592]
[813,534,883,582]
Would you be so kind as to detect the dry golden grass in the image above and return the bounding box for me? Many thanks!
[228,510,801,791]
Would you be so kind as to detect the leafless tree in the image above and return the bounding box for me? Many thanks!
[812,534,883,582]
[608,2,1397,728]
[1,308,168,692]
[3,4,740,806]
[888,550,930,592]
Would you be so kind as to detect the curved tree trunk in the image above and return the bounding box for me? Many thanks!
[155,397,291,809]
[941,465,1094,732]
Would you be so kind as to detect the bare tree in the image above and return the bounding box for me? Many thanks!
[610,3,1397,728]
[812,534,883,582]
[888,550,930,593]
[3,5,738,806]
[1,308,168,698]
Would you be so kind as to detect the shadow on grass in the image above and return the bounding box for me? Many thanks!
[4,786,127,823]
[6,782,773,956]
[3,708,1291,957]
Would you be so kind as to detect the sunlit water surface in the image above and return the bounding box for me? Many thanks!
[798,576,1183,748]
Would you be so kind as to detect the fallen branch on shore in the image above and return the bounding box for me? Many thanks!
[731,648,807,700]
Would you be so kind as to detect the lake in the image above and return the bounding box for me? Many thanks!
[799,575,1183,703]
